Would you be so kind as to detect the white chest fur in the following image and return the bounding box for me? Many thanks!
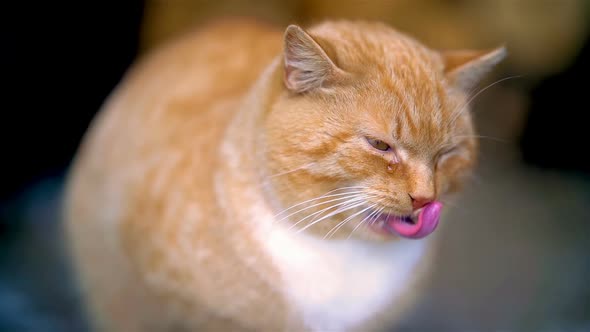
[257,222,427,331]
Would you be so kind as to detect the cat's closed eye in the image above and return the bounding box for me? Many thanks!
[366,137,391,152]
[436,146,460,163]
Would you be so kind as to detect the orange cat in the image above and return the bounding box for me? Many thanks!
[65,19,505,331]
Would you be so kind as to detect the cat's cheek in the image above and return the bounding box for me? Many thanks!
[436,155,474,195]
[335,147,381,176]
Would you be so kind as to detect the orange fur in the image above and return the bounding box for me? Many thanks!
[65,19,504,331]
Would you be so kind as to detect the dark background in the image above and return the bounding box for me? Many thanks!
[2,2,144,204]
[2,1,589,331]
[1,3,144,331]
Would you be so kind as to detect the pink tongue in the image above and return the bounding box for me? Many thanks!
[386,201,443,239]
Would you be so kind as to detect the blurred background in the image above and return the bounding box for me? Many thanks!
[2,1,589,331]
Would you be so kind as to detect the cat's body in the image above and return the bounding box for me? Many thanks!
[65,20,504,331]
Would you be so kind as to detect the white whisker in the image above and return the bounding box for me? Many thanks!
[347,205,384,239]
[263,162,315,180]
[324,204,377,239]
[287,198,365,232]
[448,75,522,128]
[295,200,367,234]
[274,193,365,224]
[273,191,364,216]
[451,134,509,143]
[370,206,386,227]
[272,186,365,218]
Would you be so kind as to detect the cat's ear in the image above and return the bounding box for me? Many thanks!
[442,46,507,91]
[283,25,343,93]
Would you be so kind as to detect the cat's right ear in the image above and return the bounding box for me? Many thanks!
[283,25,343,93]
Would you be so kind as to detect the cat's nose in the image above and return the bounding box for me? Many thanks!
[409,193,434,210]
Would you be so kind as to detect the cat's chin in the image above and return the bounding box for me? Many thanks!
[367,201,443,240]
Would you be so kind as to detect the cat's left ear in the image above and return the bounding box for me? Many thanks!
[442,46,507,91]
[283,25,344,93]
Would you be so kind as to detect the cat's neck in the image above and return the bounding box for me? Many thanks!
[221,56,283,181]
[215,56,284,232]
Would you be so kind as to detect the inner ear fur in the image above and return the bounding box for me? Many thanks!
[283,25,345,93]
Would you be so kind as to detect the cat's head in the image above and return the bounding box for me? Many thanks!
[262,21,505,241]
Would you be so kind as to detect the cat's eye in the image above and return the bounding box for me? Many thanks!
[366,138,391,152]
[436,146,459,162]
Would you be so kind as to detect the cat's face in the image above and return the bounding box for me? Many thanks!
[263,22,505,241]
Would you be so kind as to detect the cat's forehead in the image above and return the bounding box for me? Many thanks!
[315,22,448,114]
[310,21,443,74]
[351,77,451,152]
[311,22,454,147]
